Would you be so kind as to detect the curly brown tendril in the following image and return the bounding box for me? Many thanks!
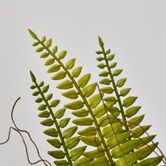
[97,84,166,165]
[0,97,52,166]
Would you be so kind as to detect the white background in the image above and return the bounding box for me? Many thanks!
[0,0,166,165]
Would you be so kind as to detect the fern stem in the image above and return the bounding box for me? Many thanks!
[34,80,73,166]
[101,46,129,131]
[37,39,114,165]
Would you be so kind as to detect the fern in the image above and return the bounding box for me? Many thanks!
[28,29,165,166]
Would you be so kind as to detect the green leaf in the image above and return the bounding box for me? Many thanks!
[97,63,106,69]
[120,88,131,97]
[45,58,55,66]
[55,108,66,119]
[72,66,82,78]
[56,80,73,89]
[46,38,52,47]
[94,105,106,118]
[112,139,139,158]
[35,97,43,103]
[43,128,58,137]
[46,93,53,100]
[32,91,39,96]
[42,85,49,93]
[39,81,44,87]
[59,118,70,128]
[123,96,137,107]
[58,50,67,59]
[136,135,156,149]
[128,115,144,129]
[101,87,114,94]
[50,99,60,107]
[96,56,104,61]
[125,106,141,118]
[52,45,58,54]
[64,100,84,110]
[110,62,117,68]
[54,160,68,166]
[51,71,66,80]
[38,111,50,118]
[47,139,61,148]
[47,64,60,73]
[28,29,37,39]
[38,104,46,111]
[134,156,163,166]
[107,131,130,148]
[132,125,151,138]
[73,117,93,126]
[107,54,115,61]
[113,69,123,76]
[30,71,36,82]
[99,78,111,85]
[70,146,86,161]
[99,71,108,77]
[30,85,36,89]
[66,58,76,69]
[83,149,104,158]
[32,41,39,46]
[36,47,43,52]
[116,78,127,87]
[98,36,104,48]
[80,136,100,147]
[82,83,97,97]
[89,94,102,108]
[40,52,49,58]
[40,119,54,126]
[102,122,123,138]
[78,73,91,88]
[62,90,78,99]
[88,157,109,166]
[78,126,96,136]
[63,126,77,139]
[66,136,80,149]
[48,150,65,159]
[41,36,46,42]
[72,109,89,117]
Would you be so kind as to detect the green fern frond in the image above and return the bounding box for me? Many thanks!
[30,71,87,166]
[96,37,164,165]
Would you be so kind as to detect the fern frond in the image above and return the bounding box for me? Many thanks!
[28,29,115,165]
[30,71,87,166]
[96,37,164,165]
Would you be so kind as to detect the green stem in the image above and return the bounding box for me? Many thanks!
[37,39,114,165]
[101,46,129,131]
[34,80,73,166]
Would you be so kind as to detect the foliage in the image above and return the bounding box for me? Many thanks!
[29,29,165,166]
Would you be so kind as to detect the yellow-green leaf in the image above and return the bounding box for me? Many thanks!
[128,115,144,129]
[78,126,96,136]
[42,85,49,93]
[40,119,54,126]
[55,108,66,119]
[72,109,89,117]
[120,88,131,97]
[99,78,111,85]
[45,58,55,66]
[63,126,77,139]
[78,73,91,88]
[47,138,61,148]
[101,87,114,94]
[89,94,102,108]
[59,118,70,128]
[48,150,65,159]
[43,128,58,137]
[50,99,60,107]
[64,100,84,110]
[51,71,66,80]
[82,83,97,97]
[38,111,50,118]
[123,96,137,107]
[62,90,78,99]
[66,58,76,69]
[56,80,73,89]
[125,106,141,118]
[70,146,86,161]
[73,117,93,126]
[116,78,127,87]
[58,50,67,59]
[113,69,123,76]
[72,66,82,78]
[66,136,80,149]
[47,64,60,73]
[80,136,100,147]
[46,38,52,47]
